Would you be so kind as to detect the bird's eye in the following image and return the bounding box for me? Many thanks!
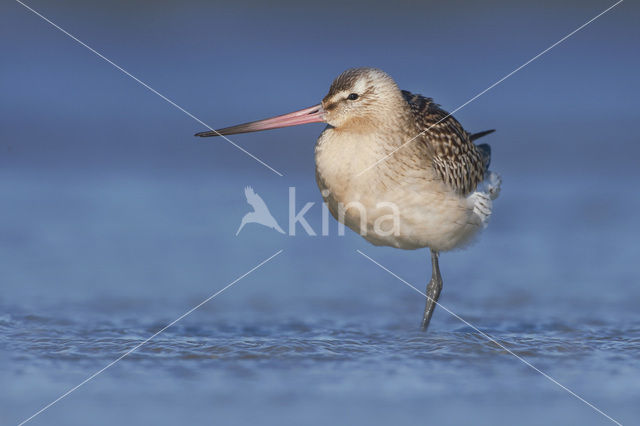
[347,93,359,101]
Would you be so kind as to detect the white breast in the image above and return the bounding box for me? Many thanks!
[314,128,501,252]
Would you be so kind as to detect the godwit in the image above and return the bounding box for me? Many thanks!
[196,68,501,331]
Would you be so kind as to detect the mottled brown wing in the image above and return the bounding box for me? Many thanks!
[401,90,486,195]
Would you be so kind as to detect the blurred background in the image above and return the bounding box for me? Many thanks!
[1,1,639,425]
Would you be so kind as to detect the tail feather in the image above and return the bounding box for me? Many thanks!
[476,143,491,171]
[469,129,495,141]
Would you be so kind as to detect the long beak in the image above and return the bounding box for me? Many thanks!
[195,104,325,137]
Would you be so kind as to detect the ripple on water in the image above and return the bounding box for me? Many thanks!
[3,312,639,373]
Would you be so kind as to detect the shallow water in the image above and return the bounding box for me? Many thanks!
[4,311,640,426]
[2,1,640,424]
[2,169,640,426]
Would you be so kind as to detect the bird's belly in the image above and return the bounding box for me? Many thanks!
[314,129,485,251]
[319,179,484,252]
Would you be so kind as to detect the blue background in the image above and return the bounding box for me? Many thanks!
[1,1,639,425]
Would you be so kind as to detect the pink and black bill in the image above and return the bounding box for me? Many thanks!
[195,104,325,137]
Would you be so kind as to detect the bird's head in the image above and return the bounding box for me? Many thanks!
[321,68,402,131]
[194,67,404,138]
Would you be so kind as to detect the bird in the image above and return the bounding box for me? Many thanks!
[236,186,285,236]
[196,67,501,331]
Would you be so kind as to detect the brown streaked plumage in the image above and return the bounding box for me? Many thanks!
[401,90,487,195]
[195,67,502,331]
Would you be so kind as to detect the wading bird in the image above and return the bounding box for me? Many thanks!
[196,68,501,331]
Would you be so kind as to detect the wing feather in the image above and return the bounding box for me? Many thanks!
[401,90,488,195]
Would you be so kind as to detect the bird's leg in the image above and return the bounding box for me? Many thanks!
[421,250,443,331]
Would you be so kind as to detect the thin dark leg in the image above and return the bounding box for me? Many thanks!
[421,249,443,331]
